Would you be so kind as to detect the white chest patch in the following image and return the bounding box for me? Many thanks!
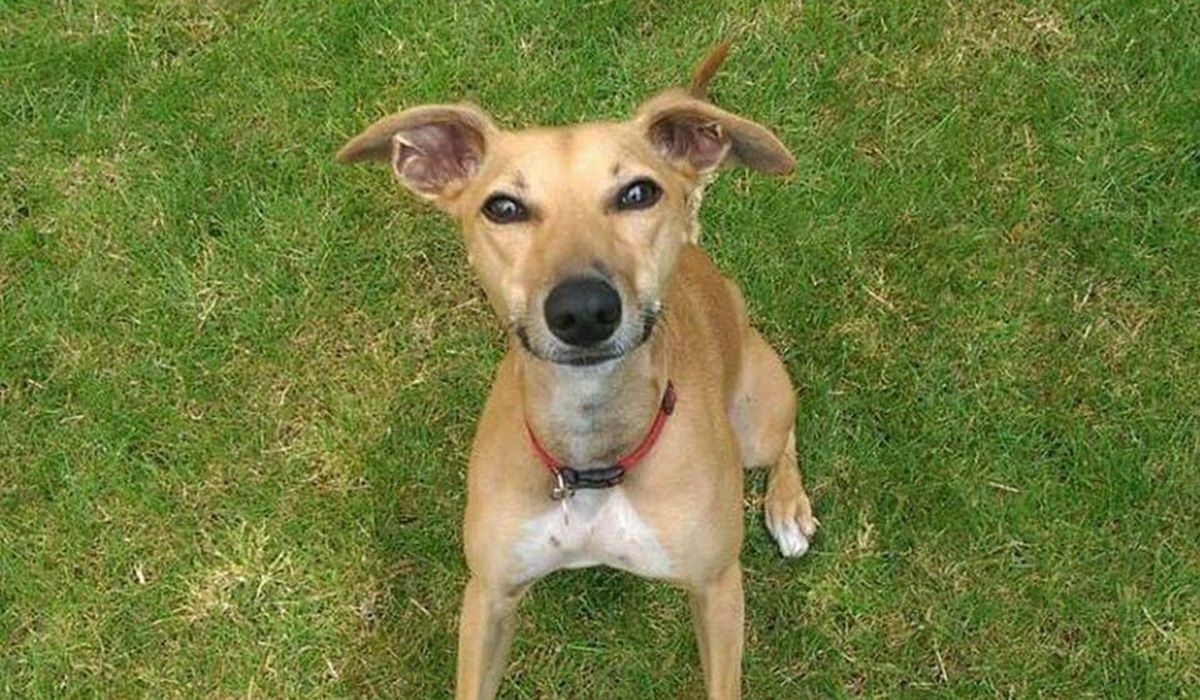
[512,488,673,583]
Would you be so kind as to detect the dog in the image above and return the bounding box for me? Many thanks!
[337,44,817,700]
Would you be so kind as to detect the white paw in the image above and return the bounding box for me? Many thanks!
[766,513,811,558]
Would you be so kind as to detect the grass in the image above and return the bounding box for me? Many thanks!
[2,0,1198,697]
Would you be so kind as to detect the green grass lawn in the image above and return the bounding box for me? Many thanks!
[2,1,1198,697]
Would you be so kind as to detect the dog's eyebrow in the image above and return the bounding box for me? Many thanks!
[510,172,527,191]
[611,163,622,178]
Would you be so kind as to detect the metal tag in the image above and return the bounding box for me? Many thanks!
[551,471,573,501]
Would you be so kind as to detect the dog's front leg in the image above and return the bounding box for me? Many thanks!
[455,576,526,700]
[688,563,745,700]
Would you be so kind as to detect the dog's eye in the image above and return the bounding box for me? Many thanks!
[616,179,662,211]
[482,195,529,224]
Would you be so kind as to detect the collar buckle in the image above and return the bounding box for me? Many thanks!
[528,381,676,501]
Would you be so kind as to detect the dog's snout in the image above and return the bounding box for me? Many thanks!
[544,277,622,347]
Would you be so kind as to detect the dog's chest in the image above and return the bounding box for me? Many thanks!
[513,489,673,582]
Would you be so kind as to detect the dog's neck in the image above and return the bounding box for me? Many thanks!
[519,336,669,469]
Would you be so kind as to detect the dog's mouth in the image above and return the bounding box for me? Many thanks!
[514,306,660,367]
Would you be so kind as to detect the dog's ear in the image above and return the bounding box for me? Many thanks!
[635,93,795,177]
[336,103,496,201]
[634,44,794,178]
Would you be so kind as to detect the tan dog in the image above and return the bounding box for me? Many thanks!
[338,45,817,700]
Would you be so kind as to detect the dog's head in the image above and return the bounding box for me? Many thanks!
[337,45,794,367]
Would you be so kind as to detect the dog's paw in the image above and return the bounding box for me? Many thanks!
[764,488,818,558]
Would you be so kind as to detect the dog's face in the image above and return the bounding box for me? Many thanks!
[338,84,793,366]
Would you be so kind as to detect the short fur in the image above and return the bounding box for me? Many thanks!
[338,44,817,700]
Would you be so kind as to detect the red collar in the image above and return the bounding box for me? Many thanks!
[525,381,677,499]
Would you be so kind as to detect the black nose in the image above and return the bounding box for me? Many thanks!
[543,277,622,347]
